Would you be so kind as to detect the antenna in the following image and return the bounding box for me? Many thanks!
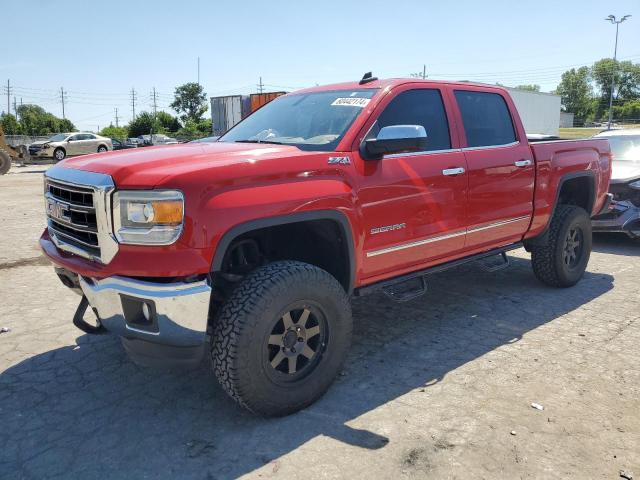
[359,72,378,85]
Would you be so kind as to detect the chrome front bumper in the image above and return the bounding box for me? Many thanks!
[79,275,212,348]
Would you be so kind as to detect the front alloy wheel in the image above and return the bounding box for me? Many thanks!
[267,305,326,378]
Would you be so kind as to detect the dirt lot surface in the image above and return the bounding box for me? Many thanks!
[1,164,638,479]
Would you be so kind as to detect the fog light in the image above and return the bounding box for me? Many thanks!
[142,302,152,321]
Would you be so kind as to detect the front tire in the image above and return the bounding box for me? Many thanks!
[531,205,592,287]
[53,148,66,161]
[97,145,108,153]
[211,261,352,416]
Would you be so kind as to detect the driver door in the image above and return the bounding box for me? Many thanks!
[355,87,469,281]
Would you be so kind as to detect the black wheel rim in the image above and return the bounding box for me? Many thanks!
[563,226,584,269]
[265,302,327,382]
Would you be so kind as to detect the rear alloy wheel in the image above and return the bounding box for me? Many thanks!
[211,261,352,416]
[531,205,592,287]
[53,148,66,161]
[97,145,107,153]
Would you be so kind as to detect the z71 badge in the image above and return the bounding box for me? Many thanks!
[328,156,351,165]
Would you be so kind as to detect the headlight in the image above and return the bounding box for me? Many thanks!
[629,180,640,190]
[113,190,184,245]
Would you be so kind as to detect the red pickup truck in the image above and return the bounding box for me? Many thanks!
[40,76,611,416]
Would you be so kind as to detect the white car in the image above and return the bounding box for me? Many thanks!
[29,132,112,161]
[591,129,640,238]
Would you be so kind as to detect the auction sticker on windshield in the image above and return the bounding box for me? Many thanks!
[331,97,371,107]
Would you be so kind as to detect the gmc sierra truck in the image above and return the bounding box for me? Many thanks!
[40,76,612,416]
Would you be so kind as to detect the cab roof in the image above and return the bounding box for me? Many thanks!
[293,77,508,94]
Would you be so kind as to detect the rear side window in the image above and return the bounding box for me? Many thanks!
[373,89,451,151]
[454,91,516,147]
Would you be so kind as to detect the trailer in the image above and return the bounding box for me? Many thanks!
[505,87,562,136]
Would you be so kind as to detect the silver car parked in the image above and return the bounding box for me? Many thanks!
[29,132,112,161]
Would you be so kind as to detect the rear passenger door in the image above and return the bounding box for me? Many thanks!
[453,89,534,249]
[356,87,469,280]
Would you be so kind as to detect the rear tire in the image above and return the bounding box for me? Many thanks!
[97,145,107,153]
[53,148,66,161]
[0,150,11,175]
[531,205,592,287]
[211,261,352,416]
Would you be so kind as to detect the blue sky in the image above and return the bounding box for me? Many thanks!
[1,0,639,130]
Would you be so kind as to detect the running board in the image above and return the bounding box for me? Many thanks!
[355,243,522,297]
[476,252,510,272]
[382,276,427,303]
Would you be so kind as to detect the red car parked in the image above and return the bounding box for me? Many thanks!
[41,75,611,415]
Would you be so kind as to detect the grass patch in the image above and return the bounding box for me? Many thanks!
[559,128,603,139]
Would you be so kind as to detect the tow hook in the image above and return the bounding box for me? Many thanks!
[73,296,107,335]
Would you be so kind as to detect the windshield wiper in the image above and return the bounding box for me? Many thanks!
[234,139,284,145]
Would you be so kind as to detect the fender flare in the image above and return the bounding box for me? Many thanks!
[211,210,356,293]
[526,171,596,247]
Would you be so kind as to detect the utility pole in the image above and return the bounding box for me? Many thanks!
[114,108,119,128]
[151,87,158,117]
[60,87,67,119]
[6,79,10,116]
[13,97,17,116]
[422,64,427,80]
[130,88,137,120]
[605,14,632,130]
[257,76,264,94]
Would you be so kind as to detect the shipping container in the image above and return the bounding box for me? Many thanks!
[250,92,286,113]
[210,92,286,135]
[505,87,562,136]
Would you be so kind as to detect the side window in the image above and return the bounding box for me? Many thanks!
[454,91,516,148]
[373,89,451,152]
[85,134,96,140]
[69,135,79,141]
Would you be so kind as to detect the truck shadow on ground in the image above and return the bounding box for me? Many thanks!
[1,254,615,479]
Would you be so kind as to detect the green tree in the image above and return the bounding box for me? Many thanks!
[155,111,181,132]
[555,67,593,122]
[59,118,75,132]
[0,113,21,135]
[591,59,640,103]
[15,105,75,135]
[127,112,157,137]
[176,118,212,140]
[100,125,129,141]
[514,84,541,92]
[170,82,208,122]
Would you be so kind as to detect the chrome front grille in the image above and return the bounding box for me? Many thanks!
[44,166,119,264]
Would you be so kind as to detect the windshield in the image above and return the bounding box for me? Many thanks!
[48,133,68,142]
[219,89,378,151]
[607,135,640,162]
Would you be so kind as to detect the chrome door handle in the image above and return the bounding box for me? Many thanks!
[442,167,465,176]
[514,159,532,167]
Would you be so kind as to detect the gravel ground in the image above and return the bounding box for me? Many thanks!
[0,164,638,479]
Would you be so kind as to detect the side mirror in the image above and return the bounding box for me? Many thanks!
[361,125,427,160]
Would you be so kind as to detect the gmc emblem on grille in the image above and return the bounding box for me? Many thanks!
[47,199,71,222]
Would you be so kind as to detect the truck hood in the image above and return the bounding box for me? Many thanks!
[611,161,640,182]
[59,142,309,187]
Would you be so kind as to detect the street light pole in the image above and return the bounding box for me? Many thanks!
[605,14,631,130]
